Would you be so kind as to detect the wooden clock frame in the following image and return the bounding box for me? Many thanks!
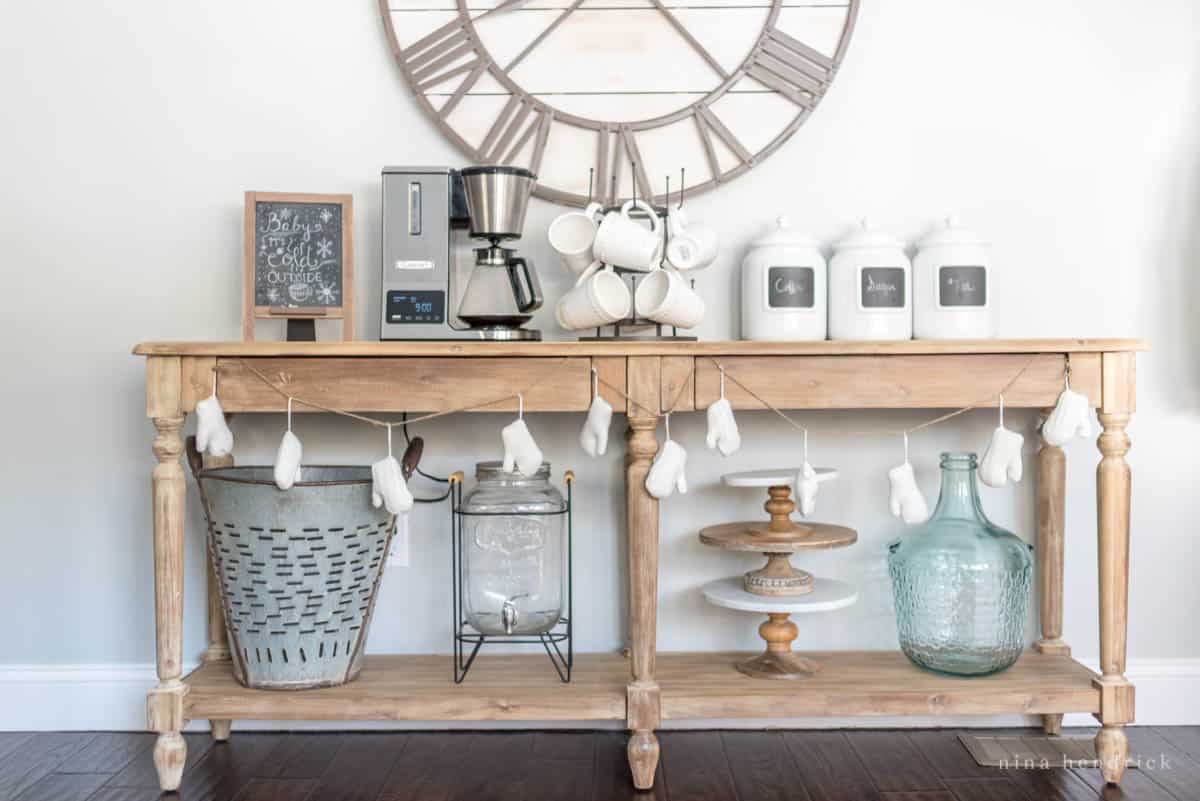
[380,0,859,207]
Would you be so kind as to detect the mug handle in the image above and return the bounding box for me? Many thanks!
[574,260,602,287]
[585,201,604,219]
[620,198,660,235]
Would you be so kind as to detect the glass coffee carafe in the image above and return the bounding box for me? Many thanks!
[887,452,1033,676]
[460,461,566,636]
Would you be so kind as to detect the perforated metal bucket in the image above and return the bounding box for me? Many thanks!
[195,466,395,690]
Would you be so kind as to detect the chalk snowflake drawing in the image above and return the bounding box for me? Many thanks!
[266,287,282,304]
[316,283,338,304]
[320,209,333,224]
[316,238,333,259]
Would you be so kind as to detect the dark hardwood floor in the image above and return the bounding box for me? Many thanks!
[0,728,1196,801]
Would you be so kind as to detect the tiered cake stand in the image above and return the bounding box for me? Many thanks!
[700,468,858,680]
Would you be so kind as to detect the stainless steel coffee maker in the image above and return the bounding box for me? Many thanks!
[380,166,543,341]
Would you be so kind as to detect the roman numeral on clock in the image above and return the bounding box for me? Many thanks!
[694,105,753,181]
[747,25,836,107]
[478,98,553,169]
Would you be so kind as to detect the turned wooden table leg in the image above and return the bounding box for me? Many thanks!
[146,358,188,792]
[625,415,661,790]
[1035,409,1068,735]
[624,357,662,790]
[1094,353,1135,784]
[201,447,234,742]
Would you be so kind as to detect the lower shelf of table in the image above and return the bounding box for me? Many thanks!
[181,650,1101,723]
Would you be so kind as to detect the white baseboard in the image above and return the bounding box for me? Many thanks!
[2,658,1196,732]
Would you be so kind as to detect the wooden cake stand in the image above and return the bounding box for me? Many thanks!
[699,468,854,596]
[703,576,858,679]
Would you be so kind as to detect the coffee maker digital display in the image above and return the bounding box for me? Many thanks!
[380,166,543,341]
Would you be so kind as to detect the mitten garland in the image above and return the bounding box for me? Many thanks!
[579,395,613,457]
[797,462,820,516]
[1043,386,1092,446]
[274,431,303,490]
[502,418,543,476]
[888,461,929,524]
[195,393,234,458]
[371,455,414,514]
[645,439,688,499]
[980,426,1024,487]
[705,398,741,456]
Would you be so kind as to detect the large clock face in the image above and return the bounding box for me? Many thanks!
[381,0,858,206]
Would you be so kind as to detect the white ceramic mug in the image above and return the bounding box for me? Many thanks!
[547,202,603,275]
[555,261,632,330]
[665,207,719,271]
[635,267,705,329]
[593,199,662,272]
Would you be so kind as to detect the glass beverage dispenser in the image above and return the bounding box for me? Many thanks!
[451,461,572,682]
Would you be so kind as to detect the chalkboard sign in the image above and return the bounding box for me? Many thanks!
[939,265,987,307]
[767,266,815,308]
[243,192,354,341]
[860,267,906,309]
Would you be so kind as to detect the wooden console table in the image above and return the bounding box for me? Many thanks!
[133,339,1144,791]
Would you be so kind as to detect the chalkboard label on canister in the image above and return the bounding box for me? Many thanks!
[253,201,344,307]
[939,265,987,307]
[860,267,906,308]
[767,266,815,308]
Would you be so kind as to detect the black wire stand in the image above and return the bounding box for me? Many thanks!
[449,473,574,684]
[575,169,699,342]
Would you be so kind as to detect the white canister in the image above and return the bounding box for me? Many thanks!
[828,219,912,341]
[913,217,994,339]
[740,218,827,341]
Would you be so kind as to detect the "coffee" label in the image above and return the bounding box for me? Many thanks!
[768,266,815,308]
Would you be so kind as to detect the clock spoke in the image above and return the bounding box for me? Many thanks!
[504,0,586,73]
[438,60,488,116]
[649,0,730,81]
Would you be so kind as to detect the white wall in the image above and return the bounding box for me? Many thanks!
[2,0,1199,722]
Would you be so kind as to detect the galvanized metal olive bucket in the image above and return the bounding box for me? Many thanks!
[190,449,395,690]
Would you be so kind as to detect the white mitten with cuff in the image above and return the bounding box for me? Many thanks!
[371,455,414,514]
[273,431,303,490]
[888,462,929,524]
[579,395,613,457]
[797,462,820,516]
[1042,387,1092,446]
[195,393,234,457]
[645,439,688,499]
[705,397,741,456]
[980,426,1024,487]
[502,418,544,476]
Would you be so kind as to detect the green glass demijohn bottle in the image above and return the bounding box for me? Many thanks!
[887,452,1034,676]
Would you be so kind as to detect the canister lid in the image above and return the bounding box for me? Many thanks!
[918,216,987,248]
[834,218,904,251]
[751,216,819,248]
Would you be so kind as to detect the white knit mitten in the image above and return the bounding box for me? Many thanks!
[797,462,820,516]
[980,426,1024,487]
[371,456,414,514]
[501,418,543,476]
[195,393,234,457]
[888,462,929,524]
[579,395,613,457]
[1042,387,1092,446]
[273,431,303,490]
[705,398,741,456]
[645,439,688,499]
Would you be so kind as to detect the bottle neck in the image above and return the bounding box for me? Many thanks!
[931,454,985,520]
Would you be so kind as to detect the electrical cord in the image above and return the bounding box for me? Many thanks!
[402,412,452,504]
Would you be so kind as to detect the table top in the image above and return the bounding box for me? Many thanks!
[723,468,837,488]
[703,576,858,614]
[132,338,1148,358]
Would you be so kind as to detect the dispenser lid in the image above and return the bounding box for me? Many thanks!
[834,218,904,250]
[918,216,987,248]
[752,216,818,248]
